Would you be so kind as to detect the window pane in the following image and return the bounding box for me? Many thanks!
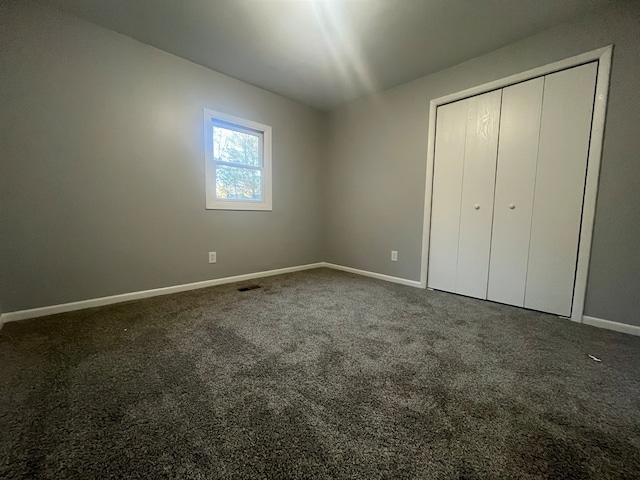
[216,165,262,201]
[213,125,260,167]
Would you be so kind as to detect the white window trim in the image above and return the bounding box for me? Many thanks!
[204,108,272,211]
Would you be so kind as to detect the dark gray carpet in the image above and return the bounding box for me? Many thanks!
[1,268,639,479]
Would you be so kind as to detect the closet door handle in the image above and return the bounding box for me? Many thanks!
[509,203,516,210]
[474,204,480,210]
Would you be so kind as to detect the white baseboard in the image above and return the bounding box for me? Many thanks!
[0,263,325,325]
[582,315,640,337]
[322,263,422,288]
[0,262,422,326]
[2,263,638,339]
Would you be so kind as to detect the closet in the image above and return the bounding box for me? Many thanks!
[427,62,598,317]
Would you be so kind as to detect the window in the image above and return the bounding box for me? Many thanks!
[204,109,272,210]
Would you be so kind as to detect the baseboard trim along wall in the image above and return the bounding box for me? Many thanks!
[0,263,325,325]
[323,263,423,288]
[0,262,420,327]
[2,265,637,339]
[582,315,640,337]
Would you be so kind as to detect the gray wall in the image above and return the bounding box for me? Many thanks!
[325,1,640,327]
[2,2,639,329]
[0,3,325,312]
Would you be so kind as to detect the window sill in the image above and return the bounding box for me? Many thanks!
[206,200,272,211]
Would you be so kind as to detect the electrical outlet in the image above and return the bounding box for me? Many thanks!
[391,250,398,262]
[209,252,217,264]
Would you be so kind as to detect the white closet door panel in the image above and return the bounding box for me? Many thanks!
[428,99,468,292]
[487,78,544,306]
[456,90,502,299]
[525,62,597,316]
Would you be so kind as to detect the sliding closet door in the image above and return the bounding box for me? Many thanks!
[524,62,597,316]
[455,90,502,299]
[428,99,468,293]
[487,78,544,306]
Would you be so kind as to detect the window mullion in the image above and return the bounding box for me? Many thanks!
[214,160,262,171]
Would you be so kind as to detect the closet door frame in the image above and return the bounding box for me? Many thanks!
[420,45,613,324]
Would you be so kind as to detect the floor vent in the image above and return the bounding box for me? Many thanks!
[238,285,261,292]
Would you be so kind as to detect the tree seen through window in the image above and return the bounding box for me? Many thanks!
[213,125,262,201]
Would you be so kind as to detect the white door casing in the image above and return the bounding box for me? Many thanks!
[421,46,612,323]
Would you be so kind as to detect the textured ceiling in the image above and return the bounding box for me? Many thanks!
[42,0,612,110]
